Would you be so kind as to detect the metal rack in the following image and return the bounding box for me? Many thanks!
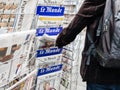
[35,0,85,90]
[0,0,86,90]
[35,0,64,89]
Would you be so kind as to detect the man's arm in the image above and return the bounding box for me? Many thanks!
[56,0,106,48]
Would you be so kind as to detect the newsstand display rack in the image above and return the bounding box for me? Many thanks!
[0,0,85,90]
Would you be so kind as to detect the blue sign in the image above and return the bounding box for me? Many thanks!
[36,48,62,57]
[36,6,65,16]
[37,64,63,76]
[46,27,63,35]
[36,27,63,36]
[36,28,45,36]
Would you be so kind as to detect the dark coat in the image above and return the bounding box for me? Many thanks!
[56,0,120,84]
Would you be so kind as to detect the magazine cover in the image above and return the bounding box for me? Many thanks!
[62,48,73,60]
[59,69,71,90]
[0,30,36,87]
[62,56,72,66]
[60,77,69,89]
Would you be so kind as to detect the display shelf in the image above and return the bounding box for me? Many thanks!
[0,0,85,90]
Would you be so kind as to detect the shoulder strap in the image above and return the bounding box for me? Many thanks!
[86,17,102,65]
[86,0,113,65]
[86,32,95,65]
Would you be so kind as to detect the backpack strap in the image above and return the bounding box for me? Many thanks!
[86,16,110,65]
[86,32,96,65]
[86,17,103,65]
[86,0,113,65]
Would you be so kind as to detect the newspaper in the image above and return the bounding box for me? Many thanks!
[36,64,63,90]
[0,30,35,87]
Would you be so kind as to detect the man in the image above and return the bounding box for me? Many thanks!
[55,0,120,90]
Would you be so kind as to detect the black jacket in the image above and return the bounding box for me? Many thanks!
[56,0,120,84]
